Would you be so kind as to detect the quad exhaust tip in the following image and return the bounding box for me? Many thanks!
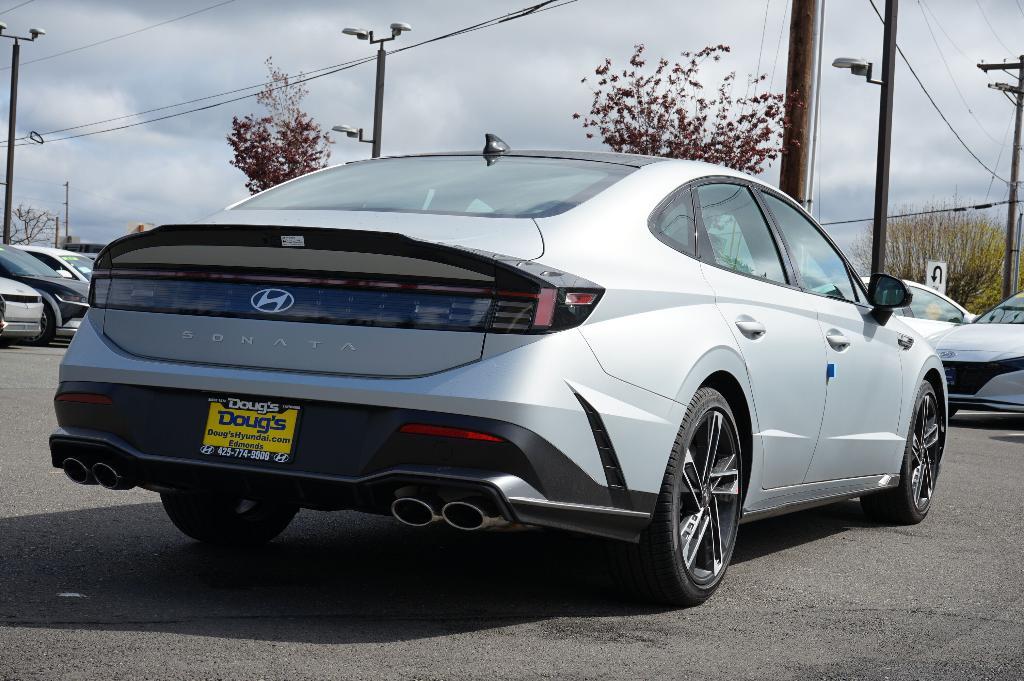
[441,500,506,531]
[92,462,122,490]
[62,458,95,485]
[391,496,441,527]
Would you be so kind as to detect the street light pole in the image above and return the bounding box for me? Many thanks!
[371,41,386,159]
[340,22,411,158]
[0,23,45,245]
[831,0,898,274]
[3,39,19,245]
[870,0,898,275]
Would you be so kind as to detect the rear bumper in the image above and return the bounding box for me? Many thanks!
[51,382,655,541]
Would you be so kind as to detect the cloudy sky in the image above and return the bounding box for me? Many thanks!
[0,0,1020,252]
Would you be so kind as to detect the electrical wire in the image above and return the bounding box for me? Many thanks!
[0,0,34,15]
[974,0,1013,55]
[867,0,1008,184]
[1,0,577,147]
[769,0,789,91]
[917,0,1001,144]
[986,114,1015,200]
[2,0,241,70]
[821,200,1008,226]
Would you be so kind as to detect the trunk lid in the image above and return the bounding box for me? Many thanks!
[93,222,543,377]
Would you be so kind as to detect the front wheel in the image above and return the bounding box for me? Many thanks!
[608,387,743,606]
[160,492,298,546]
[861,380,943,524]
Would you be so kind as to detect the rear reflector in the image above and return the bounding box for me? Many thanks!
[398,423,505,442]
[56,393,113,405]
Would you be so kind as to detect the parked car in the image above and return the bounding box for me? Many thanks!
[934,291,1024,415]
[860,277,972,339]
[15,244,95,282]
[51,146,947,606]
[0,245,89,345]
[0,276,43,345]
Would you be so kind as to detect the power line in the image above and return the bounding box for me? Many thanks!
[986,114,1015,200]
[821,199,1008,226]
[2,0,241,71]
[917,0,1001,144]
[974,0,1013,55]
[2,0,578,147]
[0,0,34,15]
[867,0,1008,184]
[769,0,789,90]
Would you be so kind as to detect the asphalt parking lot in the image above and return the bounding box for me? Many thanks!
[1,343,1022,681]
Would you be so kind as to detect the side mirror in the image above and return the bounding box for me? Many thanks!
[56,269,73,279]
[868,273,912,324]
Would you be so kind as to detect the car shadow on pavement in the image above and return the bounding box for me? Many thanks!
[949,412,1024,432]
[0,496,872,644]
[732,499,873,565]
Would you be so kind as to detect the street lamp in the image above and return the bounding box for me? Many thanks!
[340,21,411,158]
[830,0,899,275]
[0,21,46,245]
[331,124,372,146]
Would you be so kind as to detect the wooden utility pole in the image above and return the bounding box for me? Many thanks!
[979,58,1024,298]
[54,215,59,248]
[778,0,817,204]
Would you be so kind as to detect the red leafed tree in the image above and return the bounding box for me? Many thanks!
[573,44,790,175]
[228,59,333,194]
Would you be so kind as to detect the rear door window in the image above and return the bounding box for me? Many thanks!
[908,287,964,323]
[695,183,787,284]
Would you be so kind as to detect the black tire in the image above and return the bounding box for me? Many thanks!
[160,492,298,546]
[861,380,943,524]
[23,304,56,347]
[948,407,958,419]
[608,387,743,606]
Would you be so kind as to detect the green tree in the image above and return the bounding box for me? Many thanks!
[851,201,1011,313]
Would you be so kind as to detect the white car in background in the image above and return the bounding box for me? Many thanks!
[935,292,1024,415]
[15,245,94,282]
[861,277,972,339]
[0,276,43,345]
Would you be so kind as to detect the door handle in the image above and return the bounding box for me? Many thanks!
[735,318,767,339]
[825,331,851,351]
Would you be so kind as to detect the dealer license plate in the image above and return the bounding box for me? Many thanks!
[200,397,301,464]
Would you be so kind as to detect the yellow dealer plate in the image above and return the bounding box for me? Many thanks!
[200,397,301,465]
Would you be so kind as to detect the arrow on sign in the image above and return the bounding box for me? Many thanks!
[931,266,944,285]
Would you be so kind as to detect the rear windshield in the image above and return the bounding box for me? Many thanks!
[235,155,634,218]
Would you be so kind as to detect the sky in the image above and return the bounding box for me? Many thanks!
[0,0,1021,254]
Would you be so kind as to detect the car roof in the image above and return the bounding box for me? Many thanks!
[15,244,86,258]
[367,149,667,168]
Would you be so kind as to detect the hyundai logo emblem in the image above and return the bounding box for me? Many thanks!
[938,350,956,360]
[251,288,295,313]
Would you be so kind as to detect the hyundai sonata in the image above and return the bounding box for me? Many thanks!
[50,140,947,605]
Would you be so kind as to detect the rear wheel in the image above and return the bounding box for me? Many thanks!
[23,304,55,347]
[160,492,298,546]
[861,381,943,524]
[608,387,742,606]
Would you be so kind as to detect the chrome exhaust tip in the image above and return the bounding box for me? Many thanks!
[91,462,134,491]
[391,497,441,527]
[441,500,507,531]
[62,458,95,485]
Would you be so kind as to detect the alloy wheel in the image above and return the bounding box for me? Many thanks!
[910,393,941,511]
[679,409,741,584]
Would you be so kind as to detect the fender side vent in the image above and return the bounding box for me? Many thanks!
[573,392,627,490]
